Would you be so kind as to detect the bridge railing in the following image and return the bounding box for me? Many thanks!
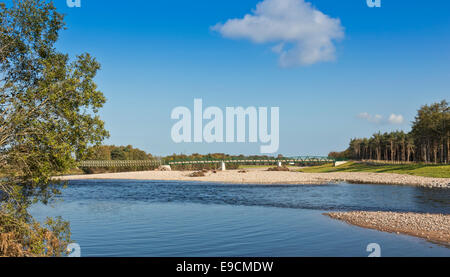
[78,157,335,168]
[79,160,162,168]
[165,156,334,165]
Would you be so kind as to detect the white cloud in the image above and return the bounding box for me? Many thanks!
[357,113,405,125]
[212,0,344,67]
[388,114,404,125]
[357,112,383,124]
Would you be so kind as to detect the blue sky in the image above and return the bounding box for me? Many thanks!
[50,0,450,156]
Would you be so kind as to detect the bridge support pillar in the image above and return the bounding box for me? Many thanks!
[221,162,226,171]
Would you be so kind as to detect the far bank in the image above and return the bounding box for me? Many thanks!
[56,168,450,188]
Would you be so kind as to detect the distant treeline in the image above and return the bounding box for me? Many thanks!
[81,147,285,172]
[86,145,153,161]
[82,145,154,173]
[330,100,449,164]
[165,153,285,170]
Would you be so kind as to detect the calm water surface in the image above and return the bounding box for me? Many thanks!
[30,180,450,257]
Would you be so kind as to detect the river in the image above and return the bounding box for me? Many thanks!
[30,180,450,257]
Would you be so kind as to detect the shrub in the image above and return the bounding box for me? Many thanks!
[267,166,290,172]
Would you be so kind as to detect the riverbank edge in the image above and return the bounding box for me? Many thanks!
[55,170,450,189]
[325,211,450,246]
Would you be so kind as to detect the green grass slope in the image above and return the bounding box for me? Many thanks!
[298,162,450,178]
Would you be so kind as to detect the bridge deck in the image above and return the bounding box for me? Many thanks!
[79,157,335,168]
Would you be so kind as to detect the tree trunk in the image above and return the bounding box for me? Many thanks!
[390,141,395,161]
[402,143,406,162]
[433,141,438,164]
[422,144,427,163]
[447,136,450,164]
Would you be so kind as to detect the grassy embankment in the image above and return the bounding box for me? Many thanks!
[298,162,450,178]
[239,165,298,169]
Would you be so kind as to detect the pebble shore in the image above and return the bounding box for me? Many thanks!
[326,211,450,246]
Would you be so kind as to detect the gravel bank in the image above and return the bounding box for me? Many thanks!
[326,211,450,246]
[57,168,450,188]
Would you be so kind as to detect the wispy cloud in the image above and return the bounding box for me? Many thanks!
[358,112,383,124]
[388,114,404,125]
[357,113,405,125]
[211,0,344,67]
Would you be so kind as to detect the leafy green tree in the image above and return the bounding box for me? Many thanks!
[341,101,448,164]
[0,0,108,256]
[110,147,127,160]
[411,100,449,163]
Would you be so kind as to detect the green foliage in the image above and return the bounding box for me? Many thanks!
[81,145,154,173]
[0,0,108,256]
[0,212,71,257]
[299,162,450,178]
[86,145,152,161]
[328,149,352,160]
[339,101,449,164]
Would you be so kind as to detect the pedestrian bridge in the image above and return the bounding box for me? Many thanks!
[78,156,335,168]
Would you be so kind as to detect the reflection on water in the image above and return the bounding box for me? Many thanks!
[30,180,450,257]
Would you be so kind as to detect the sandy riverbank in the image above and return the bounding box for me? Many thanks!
[326,211,450,246]
[57,168,450,188]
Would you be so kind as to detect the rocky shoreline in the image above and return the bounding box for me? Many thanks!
[318,172,450,188]
[326,211,450,246]
[57,169,450,188]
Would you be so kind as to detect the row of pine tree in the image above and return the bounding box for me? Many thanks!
[338,100,449,164]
